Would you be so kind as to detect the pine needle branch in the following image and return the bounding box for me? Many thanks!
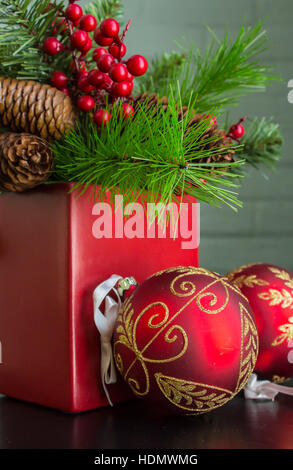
[137,22,280,114]
[85,0,123,23]
[51,88,245,210]
[235,117,283,172]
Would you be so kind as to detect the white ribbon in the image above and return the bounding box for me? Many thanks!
[244,373,293,401]
[93,274,122,406]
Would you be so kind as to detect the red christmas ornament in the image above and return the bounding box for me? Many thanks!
[94,27,114,47]
[227,263,293,383]
[127,54,148,76]
[43,37,64,55]
[109,63,128,82]
[100,18,119,38]
[50,71,68,89]
[79,14,97,32]
[108,43,127,59]
[113,266,258,415]
[65,3,83,22]
[93,109,111,127]
[77,95,95,112]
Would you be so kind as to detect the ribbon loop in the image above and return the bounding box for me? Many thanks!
[244,373,293,401]
[93,274,122,406]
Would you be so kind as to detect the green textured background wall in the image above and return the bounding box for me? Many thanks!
[81,0,293,274]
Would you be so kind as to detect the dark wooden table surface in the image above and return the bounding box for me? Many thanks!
[0,391,293,450]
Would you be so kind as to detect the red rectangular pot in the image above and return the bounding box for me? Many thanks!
[0,183,199,412]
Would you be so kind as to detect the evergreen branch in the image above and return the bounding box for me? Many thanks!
[85,0,123,23]
[51,89,244,210]
[235,117,283,172]
[137,22,280,114]
[0,0,66,81]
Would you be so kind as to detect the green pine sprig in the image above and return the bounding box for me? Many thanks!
[235,117,283,172]
[51,88,245,210]
[137,22,280,114]
[85,0,123,23]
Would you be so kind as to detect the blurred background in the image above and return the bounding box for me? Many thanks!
[81,0,293,274]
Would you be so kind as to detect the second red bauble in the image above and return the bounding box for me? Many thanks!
[227,263,293,383]
[113,266,258,415]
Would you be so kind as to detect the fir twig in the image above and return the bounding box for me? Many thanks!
[137,22,280,114]
[51,88,244,210]
[235,117,283,172]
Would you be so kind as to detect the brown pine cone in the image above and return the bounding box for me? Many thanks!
[133,93,235,171]
[0,77,77,140]
[0,132,54,192]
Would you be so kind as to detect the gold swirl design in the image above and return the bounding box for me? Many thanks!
[114,267,259,414]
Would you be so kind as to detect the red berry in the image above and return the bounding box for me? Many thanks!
[111,81,131,97]
[88,69,105,87]
[93,109,111,127]
[109,63,128,82]
[77,95,95,112]
[127,54,148,76]
[127,80,134,94]
[71,30,89,51]
[127,71,134,81]
[77,76,95,93]
[119,103,134,120]
[94,27,114,46]
[108,42,126,59]
[65,3,83,22]
[51,71,68,89]
[43,37,64,55]
[100,18,119,38]
[93,47,107,62]
[79,14,97,32]
[60,87,70,96]
[80,36,92,55]
[230,124,245,139]
[97,53,115,72]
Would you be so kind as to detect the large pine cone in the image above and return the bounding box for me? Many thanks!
[133,92,235,170]
[0,132,54,192]
[0,77,77,140]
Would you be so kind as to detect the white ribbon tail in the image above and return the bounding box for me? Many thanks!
[93,274,122,406]
[244,373,293,401]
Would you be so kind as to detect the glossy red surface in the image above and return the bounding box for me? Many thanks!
[113,267,258,415]
[227,263,293,381]
[0,183,199,412]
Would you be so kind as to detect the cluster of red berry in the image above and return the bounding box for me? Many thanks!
[43,0,148,127]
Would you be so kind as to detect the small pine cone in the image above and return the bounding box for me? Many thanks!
[133,93,235,171]
[0,132,54,192]
[0,77,77,141]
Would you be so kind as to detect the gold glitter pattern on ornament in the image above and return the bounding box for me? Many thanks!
[226,263,262,282]
[271,316,293,346]
[230,274,269,289]
[272,375,290,384]
[154,373,233,413]
[114,299,189,397]
[235,303,259,393]
[114,267,259,414]
[268,267,293,290]
[258,289,293,309]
